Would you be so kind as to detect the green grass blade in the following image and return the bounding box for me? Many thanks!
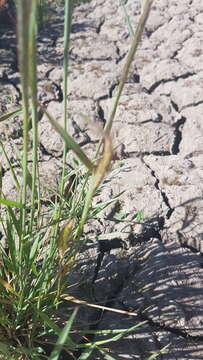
[4,217,18,271]
[59,0,73,203]
[78,322,146,348]
[34,308,61,336]
[104,0,154,135]
[97,348,117,360]
[0,139,20,191]
[0,198,23,208]
[146,345,170,360]
[16,0,32,228]
[29,0,39,231]
[94,0,154,162]
[63,0,72,134]
[49,308,78,360]
[0,108,22,122]
[78,347,95,360]
[29,235,40,264]
[120,0,134,37]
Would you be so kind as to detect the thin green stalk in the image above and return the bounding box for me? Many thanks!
[96,0,154,156]
[105,0,153,134]
[120,0,134,37]
[16,0,31,233]
[16,0,33,310]
[29,0,39,232]
[60,0,73,197]
[52,0,73,260]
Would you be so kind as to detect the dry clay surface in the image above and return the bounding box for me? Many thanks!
[0,0,203,359]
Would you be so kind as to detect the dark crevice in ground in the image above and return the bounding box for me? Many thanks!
[74,55,113,62]
[69,252,132,360]
[137,311,203,342]
[143,72,196,94]
[109,81,118,98]
[45,67,55,79]
[170,99,179,113]
[95,15,105,34]
[39,142,62,159]
[96,101,106,126]
[177,230,203,256]
[95,81,118,100]
[123,150,171,158]
[0,77,21,102]
[181,99,203,111]
[171,116,186,155]
[115,46,127,64]
[142,158,174,219]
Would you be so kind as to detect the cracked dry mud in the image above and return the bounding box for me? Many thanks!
[0,0,203,359]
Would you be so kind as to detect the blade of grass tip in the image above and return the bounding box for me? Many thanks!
[96,0,154,156]
[49,308,78,360]
[29,0,39,232]
[120,0,134,37]
[105,0,153,134]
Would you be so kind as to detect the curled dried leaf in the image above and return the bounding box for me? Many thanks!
[57,219,75,260]
[92,133,113,191]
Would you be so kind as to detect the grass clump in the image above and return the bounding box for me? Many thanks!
[0,0,167,359]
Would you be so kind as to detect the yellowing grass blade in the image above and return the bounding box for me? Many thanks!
[57,219,75,260]
[0,278,19,296]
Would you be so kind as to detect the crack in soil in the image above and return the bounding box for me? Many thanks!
[138,311,203,342]
[181,99,203,111]
[95,15,105,34]
[170,99,179,113]
[141,157,174,219]
[171,116,186,155]
[143,72,196,94]
[123,150,171,158]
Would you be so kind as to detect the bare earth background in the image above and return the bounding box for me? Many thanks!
[0,0,203,359]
